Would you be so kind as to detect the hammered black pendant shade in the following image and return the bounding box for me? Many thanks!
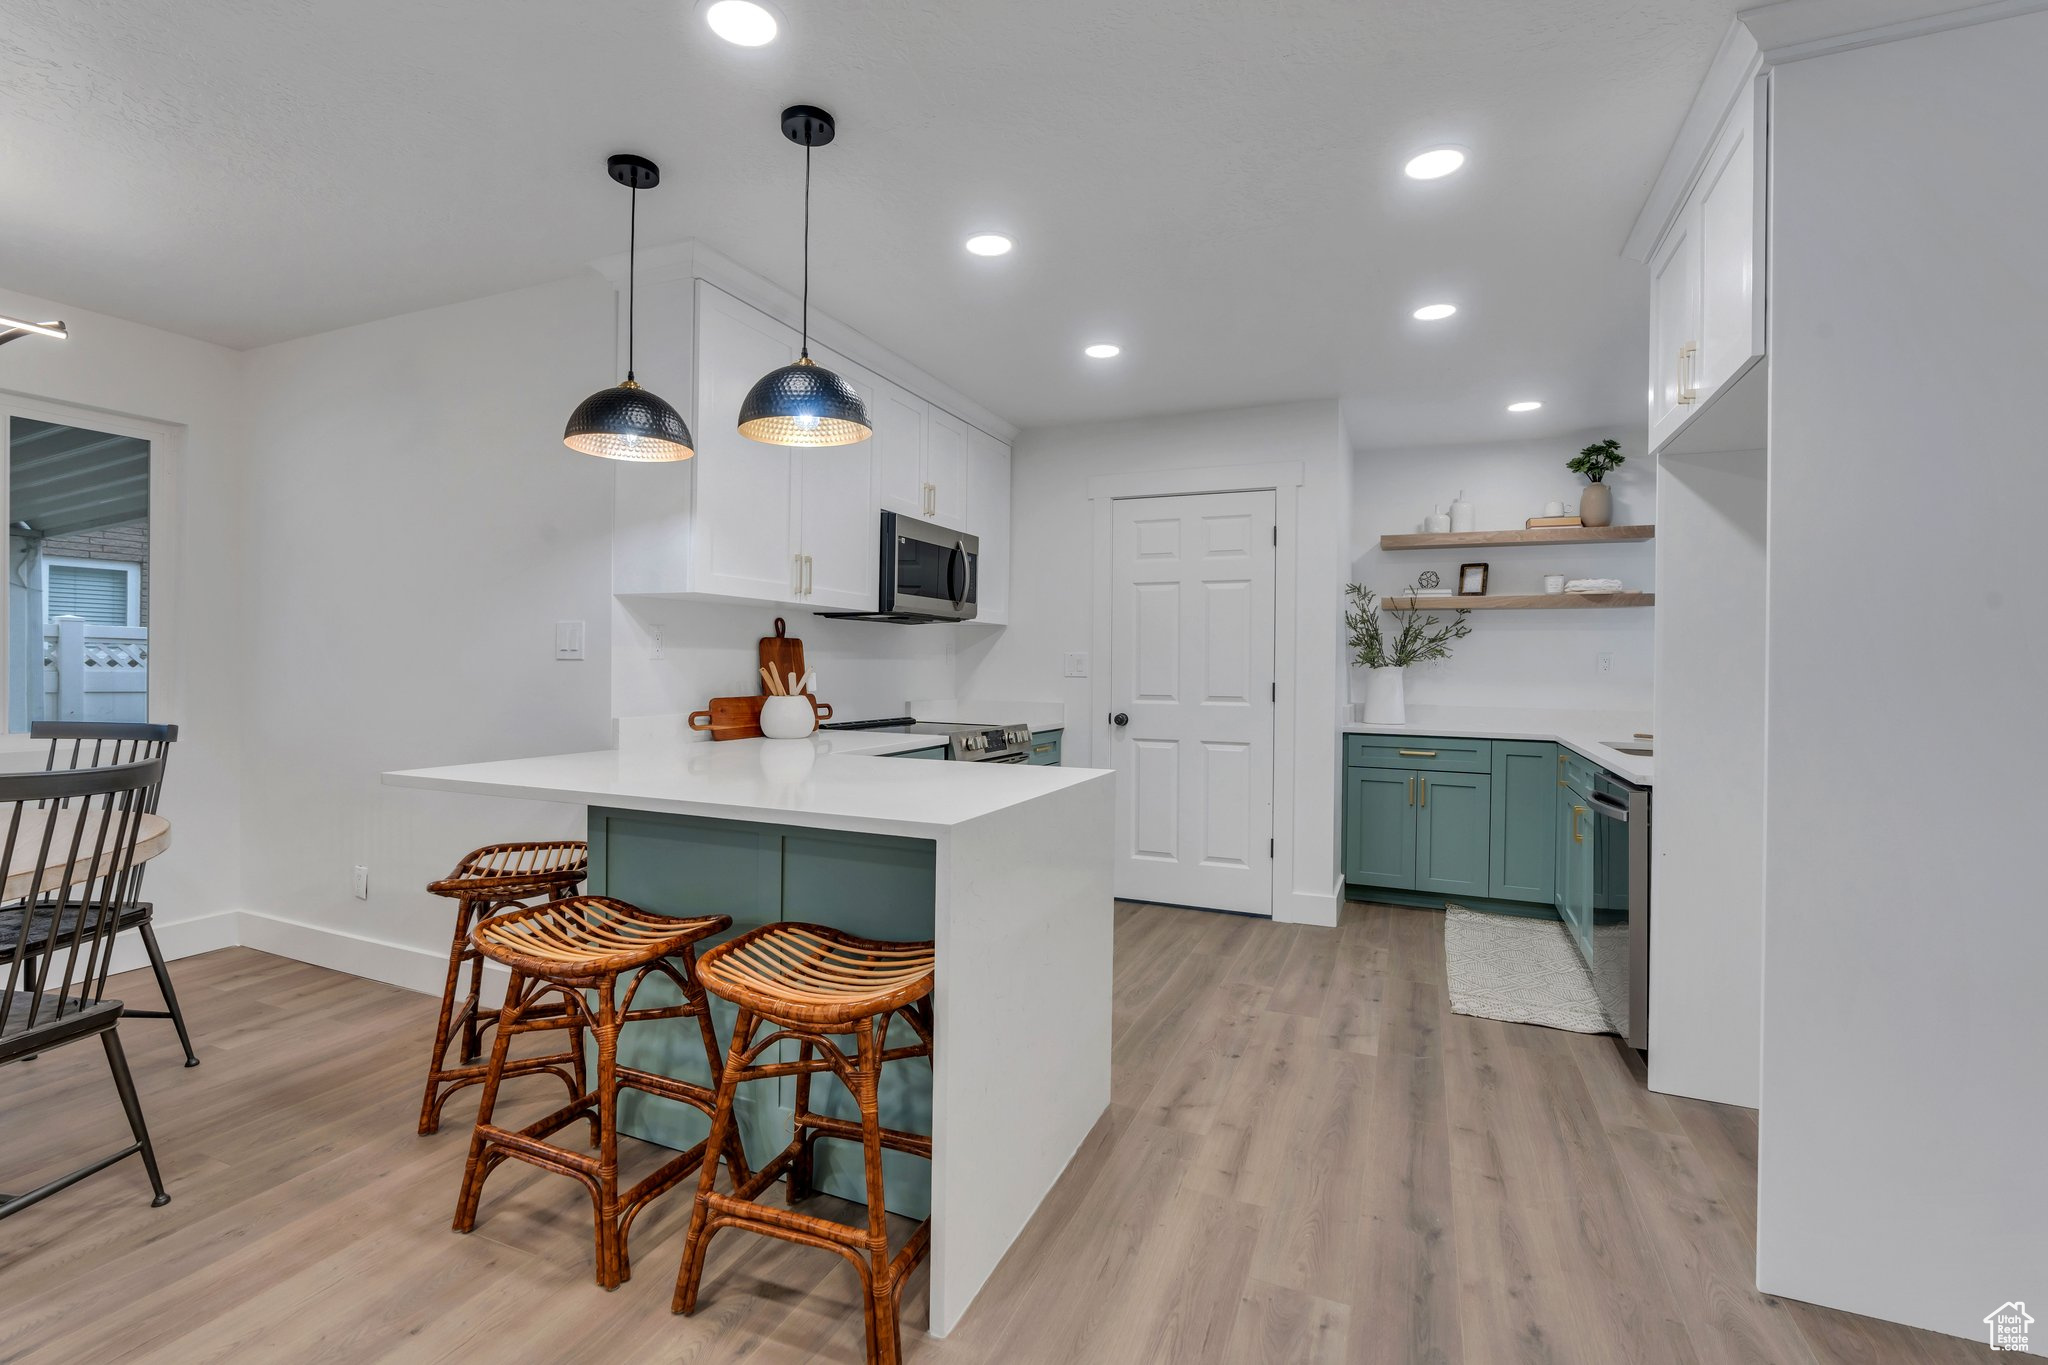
[738,106,873,447]
[564,154,694,462]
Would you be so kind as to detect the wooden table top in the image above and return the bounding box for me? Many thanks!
[3,809,172,902]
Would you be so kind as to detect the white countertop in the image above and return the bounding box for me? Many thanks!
[1342,705,1655,784]
[384,730,1109,838]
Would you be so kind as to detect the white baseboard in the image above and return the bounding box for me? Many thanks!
[1275,876,1342,927]
[102,910,242,977]
[235,911,504,999]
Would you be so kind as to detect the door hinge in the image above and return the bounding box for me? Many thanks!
[1272,525,1278,545]
[1269,837,1275,858]
[1271,681,1276,701]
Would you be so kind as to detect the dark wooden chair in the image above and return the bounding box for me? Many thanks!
[673,922,936,1365]
[1,757,173,1219]
[0,722,195,1067]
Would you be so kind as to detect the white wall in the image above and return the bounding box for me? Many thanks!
[1348,430,1655,710]
[0,286,247,957]
[1759,17,2048,1349]
[1651,441,1766,1107]
[956,399,1350,925]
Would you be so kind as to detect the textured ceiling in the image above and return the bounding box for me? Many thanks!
[0,0,1738,445]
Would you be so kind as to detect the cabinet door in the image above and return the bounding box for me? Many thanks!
[1344,767,1417,890]
[693,282,802,602]
[1695,80,1765,401]
[1489,742,1557,904]
[1648,211,1700,452]
[796,345,880,610]
[924,407,969,524]
[966,427,1011,624]
[1415,769,1491,899]
[871,379,927,518]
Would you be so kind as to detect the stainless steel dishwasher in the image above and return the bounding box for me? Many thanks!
[1587,772,1652,1051]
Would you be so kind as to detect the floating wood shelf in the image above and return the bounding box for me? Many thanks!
[1379,524,1655,550]
[1383,592,1655,611]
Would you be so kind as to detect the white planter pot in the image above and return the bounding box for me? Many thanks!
[1362,667,1407,725]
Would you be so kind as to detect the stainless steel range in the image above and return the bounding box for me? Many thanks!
[819,717,1034,764]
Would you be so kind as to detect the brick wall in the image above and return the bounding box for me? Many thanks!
[39,517,150,625]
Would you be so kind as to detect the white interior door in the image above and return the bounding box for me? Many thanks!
[1109,490,1276,915]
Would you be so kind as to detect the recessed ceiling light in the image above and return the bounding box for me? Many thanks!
[965,233,1013,257]
[1084,343,1121,359]
[1412,303,1457,321]
[704,0,777,46]
[1404,147,1467,180]
[1507,400,1543,413]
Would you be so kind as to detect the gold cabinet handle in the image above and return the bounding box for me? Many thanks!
[1677,343,1698,404]
[1419,776,1427,808]
[1572,804,1585,843]
[1397,749,1437,758]
[1033,744,1053,754]
[1407,776,1414,806]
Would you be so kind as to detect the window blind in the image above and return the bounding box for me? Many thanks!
[47,564,132,625]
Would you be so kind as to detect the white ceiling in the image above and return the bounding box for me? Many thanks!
[0,0,1739,445]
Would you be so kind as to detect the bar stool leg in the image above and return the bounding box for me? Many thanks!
[672,1006,756,1316]
[856,1017,901,1365]
[453,971,525,1233]
[418,896,480,1135]
[457,903,489,1064]
[591,983,626,1289]
[789,1038,817,1203]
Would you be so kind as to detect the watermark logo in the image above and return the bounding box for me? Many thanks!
[1985,1301,2033,1352]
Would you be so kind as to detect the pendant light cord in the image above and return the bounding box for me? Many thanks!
[800,141,812,359]
[626,182,638,381]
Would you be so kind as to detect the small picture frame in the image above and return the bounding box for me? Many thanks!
[1457,563,1490,596]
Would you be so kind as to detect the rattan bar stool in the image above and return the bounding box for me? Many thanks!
[417,841,588,1134]
[672,923,936,1365]
[454,896,743,1290]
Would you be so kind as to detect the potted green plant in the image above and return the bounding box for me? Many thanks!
[1567,438,1626,527]
[1346,583,1472,724]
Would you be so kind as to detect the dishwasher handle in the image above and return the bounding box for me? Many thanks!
[1588,789,1631,822]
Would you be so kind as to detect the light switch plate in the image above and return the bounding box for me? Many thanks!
[1063,652,1089,678]
[351,865,370,900]
[555,620,586,661]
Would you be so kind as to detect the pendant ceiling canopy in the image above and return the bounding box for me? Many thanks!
[737,106,873,447]
[563,153,694,462]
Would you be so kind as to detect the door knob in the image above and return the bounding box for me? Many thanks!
[1110,712,1129,727]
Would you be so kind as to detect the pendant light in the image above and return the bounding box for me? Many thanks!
[564,154,694,461]
[737,106,873,446]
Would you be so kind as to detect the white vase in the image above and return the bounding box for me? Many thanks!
[1362,666,1407,725]
[759,694,817,739]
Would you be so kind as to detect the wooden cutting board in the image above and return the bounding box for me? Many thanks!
[759,618,807,696]
[687,695,766,741]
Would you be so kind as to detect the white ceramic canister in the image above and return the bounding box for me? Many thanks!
[1449,491,1475,534]
[1544,574,1566,594]
[760,694,818,739]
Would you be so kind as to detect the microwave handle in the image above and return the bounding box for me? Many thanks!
[948,540,968,610]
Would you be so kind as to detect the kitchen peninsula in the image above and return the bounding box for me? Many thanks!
[384,732,1113,1336]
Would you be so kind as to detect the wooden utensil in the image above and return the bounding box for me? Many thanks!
[759,618,807,696]
[759,666,785,696]
[687,696,768,741]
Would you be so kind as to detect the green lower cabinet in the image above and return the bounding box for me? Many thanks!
[586,808,936,1218]
[1414,770,1491,898]
[1489,742,1558,903]
[1344,766,1417,888]
[1028,729,1063,765]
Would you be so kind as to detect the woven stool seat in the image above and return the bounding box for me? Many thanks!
[472,897,725,982]
[416,841,590,1136]
[695,924,936,1028]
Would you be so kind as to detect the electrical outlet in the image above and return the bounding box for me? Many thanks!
[555,620,586,661]
[1598,652,1613,674]
[1063,652,1089,678]
[351,865,370,900]
[650,624,666,661]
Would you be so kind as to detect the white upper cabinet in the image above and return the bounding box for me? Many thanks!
[924,407,969,525]
[966,426,1011,625]
[1647,75,1768,453]
[611,264,1014,621]
[693,281,802,602]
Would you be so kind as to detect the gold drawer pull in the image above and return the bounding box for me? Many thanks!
[1397,749,1438,758]
[1033,745,1053,754]
[1419,776,1427,807]
[1407,776,1414,806]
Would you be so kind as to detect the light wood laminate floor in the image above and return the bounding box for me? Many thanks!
[0,902,1990,1363]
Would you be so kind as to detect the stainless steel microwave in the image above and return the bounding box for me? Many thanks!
[817,512,979,623]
